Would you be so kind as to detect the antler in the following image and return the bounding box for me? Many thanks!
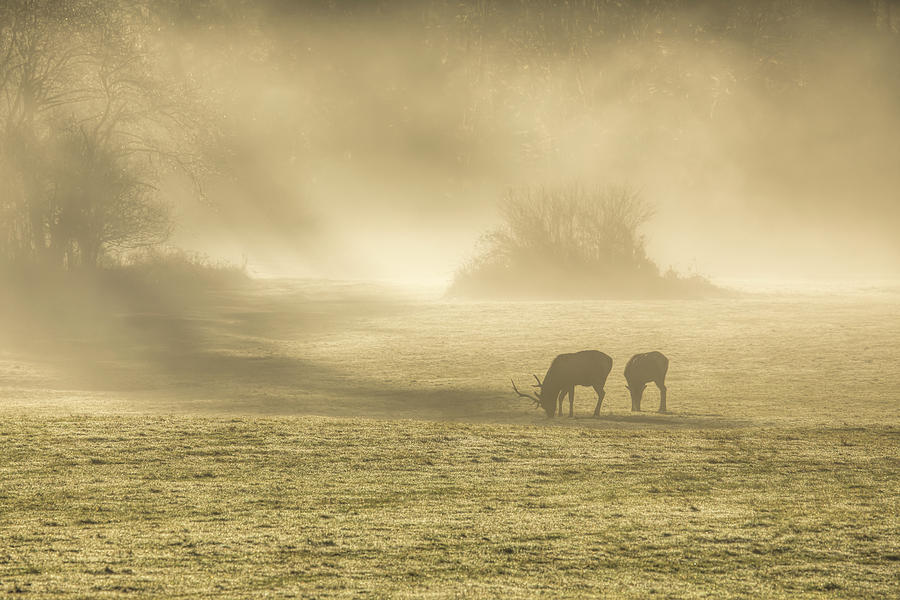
[532,374,543,388]
[511,379,541,406]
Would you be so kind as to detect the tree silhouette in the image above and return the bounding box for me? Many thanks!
[450,185,715,298]
[0,0,207,269]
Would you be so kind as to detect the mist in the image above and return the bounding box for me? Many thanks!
[138,1,900,285]
[5,4,900,595]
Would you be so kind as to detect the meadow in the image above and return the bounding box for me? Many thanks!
[1,280,899,597]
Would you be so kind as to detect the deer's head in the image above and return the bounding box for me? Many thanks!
[512,376,556,417]
[625,383,646,410]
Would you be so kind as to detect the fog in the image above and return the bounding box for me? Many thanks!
[5,6,900,595]
[3,0,900,285]
[137,1,899,286]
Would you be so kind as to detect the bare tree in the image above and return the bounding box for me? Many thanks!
[450,185,660,298]
[0,0,207,269]
[44,125,172,268]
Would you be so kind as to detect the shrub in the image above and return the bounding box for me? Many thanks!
[0,247,250,341]
[109,248,250,291]
[448,185,720,299]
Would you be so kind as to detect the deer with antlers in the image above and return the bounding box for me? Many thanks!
[511,350,613,418]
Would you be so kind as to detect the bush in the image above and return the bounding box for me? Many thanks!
[0,247,250,342]
[448,185,720,299]
[109,248,250,292]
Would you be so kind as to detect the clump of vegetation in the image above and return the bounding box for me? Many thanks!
[108,247,250,292]
[449,185,720,299]
[0,248,249,350]
[0,247,249,298]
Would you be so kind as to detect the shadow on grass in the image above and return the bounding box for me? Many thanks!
[586,411,752,429]
[6,308,504,420]
[6,331,751,427]
[3,281,747,428]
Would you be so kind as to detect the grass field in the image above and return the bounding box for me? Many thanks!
[1,417,898,598]
[1,280,899,597]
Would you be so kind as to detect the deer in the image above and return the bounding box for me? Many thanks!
[511,350,613,418]
[624,351,669,412]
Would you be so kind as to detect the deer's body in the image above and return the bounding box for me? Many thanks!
[624,351,669,412]
[513,350,613,418]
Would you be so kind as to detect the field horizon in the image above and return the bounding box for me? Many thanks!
[2,277,899,425]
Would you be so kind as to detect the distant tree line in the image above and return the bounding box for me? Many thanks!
[449,186,719,298]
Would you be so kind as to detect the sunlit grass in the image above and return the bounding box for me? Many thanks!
[2,282,899,596]
[1,416,897,598]
[3,282,899,428]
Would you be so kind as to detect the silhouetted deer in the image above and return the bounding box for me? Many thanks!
[512,350,613,418]
[624,351,669,412]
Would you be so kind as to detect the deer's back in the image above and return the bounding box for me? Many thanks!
[624,351,669,383]
[547,350,613,386]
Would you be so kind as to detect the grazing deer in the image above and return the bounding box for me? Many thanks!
[624,351,669,412]
[511,350,613,418]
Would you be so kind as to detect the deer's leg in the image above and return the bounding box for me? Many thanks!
[568,387,575,418]
[657,381,667,413]
[592,385,605,417]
